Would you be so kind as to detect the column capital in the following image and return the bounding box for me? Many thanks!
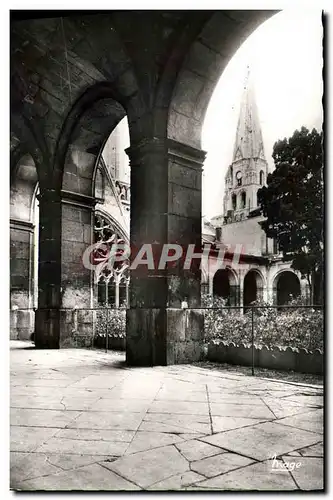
[126,137,206,170]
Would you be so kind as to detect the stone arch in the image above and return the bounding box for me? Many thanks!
[54,82,129,197]
[10,152,39,339]
[243,268,265,307]
[213,267,239,305]
[166,11,275,148]
[272,270,301,306]
[10,153,38,223]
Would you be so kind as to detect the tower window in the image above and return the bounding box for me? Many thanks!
[232,194,237,210]
[236,171,242,186]
[259,170,264,186]
[241,191,246,209]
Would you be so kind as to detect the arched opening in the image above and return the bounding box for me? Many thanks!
[243,269,264,307]
[259,170,264,185]
[213,268,238,305]
[274,271,301,306]
[10,153,39,339]
[232,193,237,210]
[240,191,246,209]
[93,211,129,309]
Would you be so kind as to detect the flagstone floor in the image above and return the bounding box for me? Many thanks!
[10,341,324,491]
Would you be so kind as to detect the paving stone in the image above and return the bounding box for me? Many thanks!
[68,411,145,431]
[284,456,323,490]
[175,439,226,461]
[210,402,275,419]
[10,408,80,428]
[196,460,298,490]
[11,378,71,387]
[10,344,324,491]
[141,413,211,434]
[156,391,208,402]
[58,397,101,411]
[11,452,60,482]
[277,409,323,434]
[10,396,66,410]
[212,416,269,433]
[35,437,128,456]
[191,451,254,478]
[148,400,209,415]
[10,426,59,452]
[103,445,189,488]
[12,463,141,491]
[125,431,184,455]
[201,422,322,461]
[148,471,205,490]
[299,442,323,457]
[261,397,307,419]
[282,395,323,407]
[69,375,127,389]
[208,394,264,405]
[92,398,152,413]
[56,428,135,443]
[179,433,206,440]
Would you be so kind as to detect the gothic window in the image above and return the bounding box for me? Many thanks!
[93,212,129,308]
[259,170,264,186]
[236,171,242,186]
[232,194,237,211]
[94,166,105,201]
[241,191,246,209]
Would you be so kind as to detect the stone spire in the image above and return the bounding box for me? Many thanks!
[232,67,265,162]
[222,66,268,222]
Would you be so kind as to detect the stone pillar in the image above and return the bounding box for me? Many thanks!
[126,138,206,365]
[266,287,274,305]
[300,280,310,305]
[10,218,35,339]
[35,189,95,348]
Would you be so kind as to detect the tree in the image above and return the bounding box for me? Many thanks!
[257,127,323,304]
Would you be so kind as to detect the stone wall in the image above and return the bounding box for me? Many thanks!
[207,340,323,375]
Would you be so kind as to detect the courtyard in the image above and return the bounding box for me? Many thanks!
[10,341,324,491]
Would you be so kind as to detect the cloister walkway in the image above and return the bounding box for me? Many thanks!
[10,341,323,491]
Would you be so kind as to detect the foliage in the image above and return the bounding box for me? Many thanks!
[202,293,323,352]
[95,307,126,339]
[257,127,323,301]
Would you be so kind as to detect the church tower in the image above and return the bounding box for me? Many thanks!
[223,68,268,224]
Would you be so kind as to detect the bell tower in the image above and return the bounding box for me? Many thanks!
[223,68,268,224]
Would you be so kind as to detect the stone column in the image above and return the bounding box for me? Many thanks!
[126,138,206,365]
[35,189,95,348]
[10,218,35,339]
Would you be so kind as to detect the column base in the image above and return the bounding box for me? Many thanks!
[10,309,35,340]
[126,308,204,366]
[35,308,95,348]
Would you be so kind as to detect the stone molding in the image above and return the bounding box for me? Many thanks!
[126,138,206,170]
[10,218,34,233]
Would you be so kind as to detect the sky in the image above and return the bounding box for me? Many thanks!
[202,9,323,219]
